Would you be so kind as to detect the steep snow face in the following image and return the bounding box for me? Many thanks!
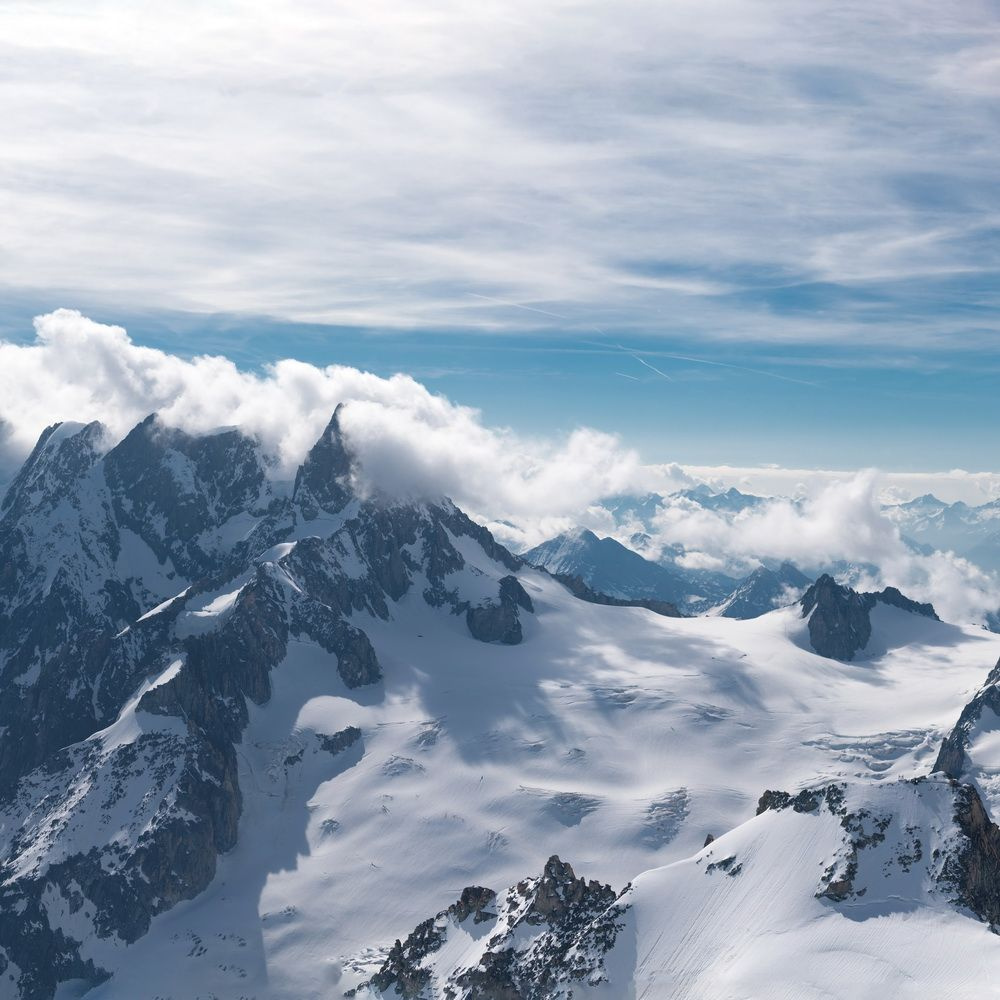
[73,576,1000,999]
[607,777,1000,1000]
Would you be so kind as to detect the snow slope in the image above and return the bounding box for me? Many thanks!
[78,569,1000,998]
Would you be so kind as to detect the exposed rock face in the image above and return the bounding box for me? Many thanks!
[933,657,1000,779]
[869,586,939,621]
[467,575,534,644]
[800,575,873,661]
[0,407,536,999]
[799,575,939,661]
[292,403,355,518]
[946,781,1000,928]
[350,856,625,1000]
[757,775,1000,928]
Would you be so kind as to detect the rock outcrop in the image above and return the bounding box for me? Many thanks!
[799,575,939,661]
[800,575,874,661]
[466,575,535,644]
[350,856,625,1000]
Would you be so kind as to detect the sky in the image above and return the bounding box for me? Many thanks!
[1,1,999,478]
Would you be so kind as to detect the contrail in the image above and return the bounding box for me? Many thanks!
[615,371,642,381]
[613,342,817,387]
[467,295,817,387]
[630,354,674,381]
[648,351,818,387]
[467,293,571,320]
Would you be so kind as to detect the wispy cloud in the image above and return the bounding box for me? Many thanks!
[0,1,997,348]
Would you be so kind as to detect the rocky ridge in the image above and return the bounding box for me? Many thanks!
[0,407,538,1000]
[349,855,625,999]
[800,574,939,661]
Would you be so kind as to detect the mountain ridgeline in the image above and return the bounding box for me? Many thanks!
[0,409,536,998]
[1,413,1000,999]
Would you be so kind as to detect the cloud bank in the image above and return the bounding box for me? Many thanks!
[0,310,644,520]
[624,474,1000,624]
[1,310,998,624]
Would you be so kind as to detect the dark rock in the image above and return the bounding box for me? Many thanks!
[756,784,847,817]
[352,855,625,1000]
[499,574,534,613]
[292,403,354,518]
[318,726,363,755]
[869,586,939,621]
[448,886,498,924]
[933,658,1000,779]
[945,782,1000,927]
[466,574,537,644]
[800,575,873,661]
[800,575,940,661]
[467,600,523,644]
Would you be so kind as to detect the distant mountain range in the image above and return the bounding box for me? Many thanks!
[519,486,1000,627]
[522,528,811,619]
[884,493,1000,572]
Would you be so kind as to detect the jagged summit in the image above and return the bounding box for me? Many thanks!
[800,574,939,661]
[0,406,544,998]
[0,419,107,520]
[351,854,624,999]
[293,402,355,518]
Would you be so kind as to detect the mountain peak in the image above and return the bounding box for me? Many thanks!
[800,575,873,661]
[292,404,354,519]
[800,575,939,660]
[1,419,107,518]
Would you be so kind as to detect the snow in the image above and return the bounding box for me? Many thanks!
[590,779,1000,1000]
[80,571,1000,999]
[94,657,185,752]
[175,574,253,637]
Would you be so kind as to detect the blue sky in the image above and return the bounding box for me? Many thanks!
[0,1,998,473]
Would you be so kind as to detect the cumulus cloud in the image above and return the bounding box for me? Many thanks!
[2,310,998,622]
[638,473,1000,623]
[0,310,642,520]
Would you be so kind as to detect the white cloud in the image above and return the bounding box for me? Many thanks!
[637,473,1000,623]
[0,2,997,345]
[2,310,998,623]
[0,310,640,521]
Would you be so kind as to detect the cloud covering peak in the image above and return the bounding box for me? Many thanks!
[0,310,643,518]
[2,310,999,625]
